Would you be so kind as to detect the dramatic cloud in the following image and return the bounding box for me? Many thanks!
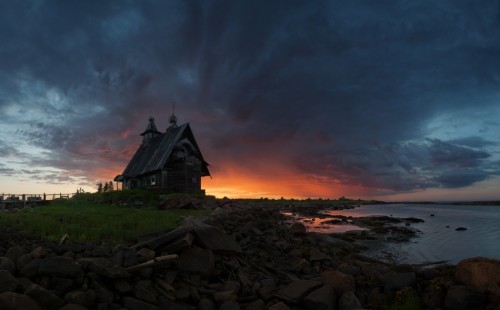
[1,0,499,198]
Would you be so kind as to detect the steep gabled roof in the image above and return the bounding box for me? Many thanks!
[122,123,210,178]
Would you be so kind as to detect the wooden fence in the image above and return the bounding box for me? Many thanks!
[0,193,75,209]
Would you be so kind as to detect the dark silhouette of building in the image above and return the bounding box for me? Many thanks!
[114,114,210,193]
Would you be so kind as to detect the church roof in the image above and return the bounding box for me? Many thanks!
[121,122,210,178]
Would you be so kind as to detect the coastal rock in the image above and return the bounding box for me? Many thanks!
[289,223,307,236]
[275,280,322,303]
[5,245,28,262]
[338,291,363,310]
[64,289,97,308]
[269,301,292,310]
[25,283,65,309]
[379,270,416,291]
[444,285,487,310]
[321,270,355,295]
[303,285,336,310]
[0,270,18,293]
[177,247,214,277]
[123,296,159,310]
[190,221,242,255]
[0,292,41,310]
[455,257,500,300]
[20,258,41,279]
[77,257,129,278]
[455,227,467,231]
[0,257,16,273]
[39,256,82,278]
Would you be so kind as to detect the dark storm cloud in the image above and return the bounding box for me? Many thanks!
[1,0,499,194]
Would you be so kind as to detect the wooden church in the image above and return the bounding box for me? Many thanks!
[114,114,210,194]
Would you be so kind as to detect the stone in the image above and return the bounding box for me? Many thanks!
[133,226,193,251]
[39,256,82,277]
[444,285,487,310]
[174,286,190,301]
[275,280,322,303]
[5,245,27,262]
[134,281,157,304]
[315,235,353,250]
[91,280,114,304]
[303,285,336,310]
[59,304,89,310]
[0,292,41,310]
[321,270,355,295]
[31,246,48,259]
[455,227,467,231]
[379,270,416,291]
[269,301,292,310]
[309,248,330,261]
[77,257,129,278]
[0,257,16,274]
[198,298,216,310]
[16,253,33,271]
[455,257,500,300]
[113,246,139,267]
[25,283,65,309]
[177,247,214,277]
[64,289,97,308]
[289,222,307,236]
[123,296,159,310]
[50,277,76,295]
[219,300,240,310]
[137,248,156,261]
[241,299,266,310]
[113,279,132,294]
[20,258,41,279]
[190,221,242,255]
[338,292,363,310]
[0,270,18,293]
[214,290,237,303]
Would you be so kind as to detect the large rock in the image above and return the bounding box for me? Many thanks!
[177,247,214,277]
[39,256,82,277]
[0,257,16,273]
[275,280,322,303]
[0,292,41,310]
[455,257,500,300]
[338,292,363,310]
[5,246,28,262]
[379,270,416,291]
[25,283,65,309]
[190,221,242,255]
[0,270,18,293]
[321,270,355,295]
[64,289,97,308]
[444,285,487,310]
[289,223,307,236]
[20,258,41,279]
[303,285,336,310]
[77,257,129,278]
[123,296,159,310]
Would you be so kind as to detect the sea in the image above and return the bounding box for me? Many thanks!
[291,204,500,265]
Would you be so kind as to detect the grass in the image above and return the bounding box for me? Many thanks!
[0,196,211,244]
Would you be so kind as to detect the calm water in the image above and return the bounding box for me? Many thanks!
[325,204,500,264]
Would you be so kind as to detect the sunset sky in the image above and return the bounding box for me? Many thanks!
[1,1,499,201]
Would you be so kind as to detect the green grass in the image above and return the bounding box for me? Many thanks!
[0,198,211,244]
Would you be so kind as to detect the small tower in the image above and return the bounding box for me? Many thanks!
[167,102,178,130]
[140,117,162,144]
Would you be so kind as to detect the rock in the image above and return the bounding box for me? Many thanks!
[455,227,467,231]
[303,285,336,310]
[177,247,214,277]
[315,235,353,250]
[190,221,242,255]
[197,298,216,310]
[213,290,237,303]
[0,292,41,310]
[16,253,33,271]
[64,289,97,308]
[379,270,416,291]
[5,245,27,262]
[113,279,132,294]
[25,283,65,309]
[90,280,114,304]
[161,233,194,254]
[338,292,363,310]
[59,304,89,310]
[309,248,330,261]
[137,248,156,261]
[20,258,41,279]
[31,246,48,259]
[275,280,322,303]
[134,280,157,304]
[0,257,15,273]
[219,300,240,310]
[241,299,266,310]
[289,223,307,236]
[0,270,18,293]
[444,285,487,310]
[77,257,129,278]
[269,301,292,310]
[39,256,82,277]
[321,270,355,295]
[134,226,192,251]
[455,257,500,300]
[123,296,159,310]
[50,277,76,295]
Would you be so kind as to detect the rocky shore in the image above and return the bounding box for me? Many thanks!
[1,199,499,309]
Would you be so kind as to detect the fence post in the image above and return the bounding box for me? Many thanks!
[43,193,46,201]
[22,194,26,208]
[1,193,3,210]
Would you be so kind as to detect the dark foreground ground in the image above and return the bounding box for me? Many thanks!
[0,198,499,310]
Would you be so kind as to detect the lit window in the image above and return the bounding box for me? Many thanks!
[151,176,157,186]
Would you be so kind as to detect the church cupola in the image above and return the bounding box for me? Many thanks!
[140,117,162,144]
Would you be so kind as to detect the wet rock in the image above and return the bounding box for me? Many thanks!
[321,270,355,295]
[39,256,82,277]
[444,285,487,310]
[338,291,363,310]
[25,283,65,309]
[0,257,15,273]
[455,257,500,300]
[177,247,214,277]
[0,270,18,293]
[289,223,307,236]
[303,285,336,310]
[455,227,467,231]
[275,280,322,303]
[0,292,41,310]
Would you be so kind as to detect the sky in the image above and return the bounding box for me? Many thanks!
[1,0,499,201]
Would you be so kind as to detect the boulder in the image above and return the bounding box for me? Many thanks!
[309,248,330,262]
[289,223,307,236]
[77,257,129,278]
[0,257,15,274]
[177,247,215,277]
[338,291,363,310]
[123,296,159,310]
[269,301,292,310]
[20,258,41,279]
[321,270,355,295]
[444,285,487,310]
[0,270,18,293]
[64,289,97,308]
[5,245,27,262]
[190,221,242,255]
[39,256,82,278]
[25,283,65,309]
[455,257,500,300]
[275,280,322,303]
[379,270,416,291]
[303,285,336,310]
[0,292,41,310]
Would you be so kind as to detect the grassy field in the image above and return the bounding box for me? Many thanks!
[0,194,211,244]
